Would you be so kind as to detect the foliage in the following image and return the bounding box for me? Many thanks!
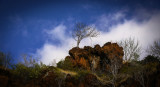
[57,58,74,71]
[119,56,160,87]
[140,55,160,75]
[0,51,13,69]
[1,41,160,87]
[11,54,44,80]
[12,63,42,80]
[120,61,141,75]
[147,40,160,58]
[141,55,160,64]
[74,69,90,80]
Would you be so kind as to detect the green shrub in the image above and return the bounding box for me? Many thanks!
[120,61,143,75]
[57,58,74,70]
[74,70,90,80]
[12,63,30,80]
[141,55,160,64]
[29,63,42,78]
[12,63,42,80]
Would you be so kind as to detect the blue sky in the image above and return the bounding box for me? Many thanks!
[0,0,160,64]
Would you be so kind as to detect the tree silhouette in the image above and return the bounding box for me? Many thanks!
[118,37,141,62]
[147,40,160,58]
[72,22,99,47]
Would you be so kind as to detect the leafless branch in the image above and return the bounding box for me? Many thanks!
[147,40,160,58]
[72,22,99,47]
[118,37,141,62]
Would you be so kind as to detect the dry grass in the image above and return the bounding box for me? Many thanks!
[57,68,77,76]
[92,73,111,84]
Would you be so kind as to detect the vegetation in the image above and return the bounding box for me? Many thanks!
[0,40,160,87]
[0,52,13,69]
[147,40,160,58]
[57,58,74,71]
[118,37,141,62]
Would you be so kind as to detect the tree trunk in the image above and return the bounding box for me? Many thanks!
[77,40,80,47]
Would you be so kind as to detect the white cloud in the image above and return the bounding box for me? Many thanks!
[95,11,126,31]
[91,12,160,58]
[45,24,66,42]
[36,11,160,65]
[36,24,76,65]
[36,43,68,64]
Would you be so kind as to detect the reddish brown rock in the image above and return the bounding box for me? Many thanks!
[67,42,124,71]
[69,47,91,70]
[102,42,124,70]
[102,42,124,60]
[94,44,102,55]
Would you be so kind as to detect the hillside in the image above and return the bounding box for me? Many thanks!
[0,42,160,87]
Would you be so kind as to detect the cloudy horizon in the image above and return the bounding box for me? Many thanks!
[35,10,160,64]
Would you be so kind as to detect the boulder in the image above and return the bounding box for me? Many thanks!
[67,42,124,71]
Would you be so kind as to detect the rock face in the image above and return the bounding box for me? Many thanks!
[67,42,124,71]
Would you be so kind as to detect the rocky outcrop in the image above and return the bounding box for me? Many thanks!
[67,42,124,71]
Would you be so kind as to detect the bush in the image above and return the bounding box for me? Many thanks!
[12,63,42,81]
[75,70,90,80]
[120,61,143,75]
[140,55,160,75]
[0,51,13,69]
[141,55,160,64]
[57,58,74,70]
[29,63,42,78]
[12,63,30,81]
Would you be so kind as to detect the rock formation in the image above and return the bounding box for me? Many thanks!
[66,42,124,71]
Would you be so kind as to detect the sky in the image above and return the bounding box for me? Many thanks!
[0,0,160,65]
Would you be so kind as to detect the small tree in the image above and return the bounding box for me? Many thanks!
[147,40,160,58]
[72,22,99,47]
[118,37,141,62]
[108,55,122,87]
[0,52,13,69]
[57,58,74,70]
[21,54,39,67]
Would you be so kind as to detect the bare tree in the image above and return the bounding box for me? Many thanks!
[49,59,56,66]
[147,40,160,58]
[72,22,99,47]
[118,37,141,62]
[21,54,38,67]
[0,52,13,69]
[108,55,121,87]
